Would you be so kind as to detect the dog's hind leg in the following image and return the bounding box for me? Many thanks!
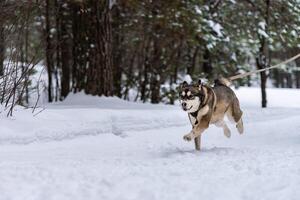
[231,97,244,134]
[194,136,201,151]
[236,118,244,134]
[215,120,231,138]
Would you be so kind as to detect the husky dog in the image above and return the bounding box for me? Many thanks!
[179,78,244,150]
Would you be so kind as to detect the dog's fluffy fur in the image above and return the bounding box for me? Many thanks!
[179,78,244,150]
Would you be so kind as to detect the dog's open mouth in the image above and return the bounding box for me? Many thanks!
[183,105,193,111]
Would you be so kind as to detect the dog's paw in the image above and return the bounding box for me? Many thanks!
[236,119,244,134]
[183,133,194,141]
[224,128,231,138]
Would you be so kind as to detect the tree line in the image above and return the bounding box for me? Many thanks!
[0,0,299,110]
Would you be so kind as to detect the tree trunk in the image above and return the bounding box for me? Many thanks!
[112,5,123,97]
[287,73,293,88]
[0,23,4,76]
[24,6,30,104]
[150,75,160,104]
[295,59,300,88]
[256,52,268,108]
[260,69,267,107]
[86,0,113,96]
[71,3,81,93]
[54,0,60,101]
[256,0,270,108]
[169,42,181,85]
[296,71,300,88]
[202,48,213,79]
[100,0,114,96]
[60,1,72,100]
[188,46,199,76]
[0,1,4,77]
[140,53,149,102]
[273,69,280,87]
[150,39,162,104]
[45,0,53,102]
[140,34,150,103]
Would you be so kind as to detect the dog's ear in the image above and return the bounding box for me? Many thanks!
[198,79,202,86]
[198,79,203,91]
[180,81,188,89]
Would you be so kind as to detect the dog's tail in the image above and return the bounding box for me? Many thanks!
[214,77,232,87]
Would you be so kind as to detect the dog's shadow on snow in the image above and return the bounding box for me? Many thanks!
[161,146,235,158]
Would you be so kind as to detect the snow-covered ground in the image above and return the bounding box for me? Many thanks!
[0,87,300,200]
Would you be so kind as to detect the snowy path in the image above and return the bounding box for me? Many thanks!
[0,88,300,200]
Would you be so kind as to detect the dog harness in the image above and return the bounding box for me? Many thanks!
[190,85,217,121]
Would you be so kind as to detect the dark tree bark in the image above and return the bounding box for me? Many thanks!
[286,73,293,88]
[86,0,114,96]
[296,71,300,88]
[45,0,53,102]
[149,38,162,104]
[150,77,160,103]
[24,4,30,104]
[59,1,72,100]
[187,46,199,76]
[54,0,61,101]
[0,24,4,76]
[99,0,114,96]
[71,2,85,93]
[111,4,123,97]
[273,69,280,87]
[256,57,268,107]
[256,0,270,108]
[295,59,300,88]
[202,48,213,79]
[140,43,150,103]
[0,1,4,76]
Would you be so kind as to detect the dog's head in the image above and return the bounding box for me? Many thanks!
[179,80,204,113]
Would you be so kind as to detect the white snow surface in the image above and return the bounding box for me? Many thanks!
[1,87,300,200]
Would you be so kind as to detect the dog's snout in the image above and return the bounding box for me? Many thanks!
[182,102,187,107]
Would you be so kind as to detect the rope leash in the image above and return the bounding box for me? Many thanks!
[228,53,300,81]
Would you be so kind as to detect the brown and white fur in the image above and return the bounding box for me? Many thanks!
[179,78,244,151]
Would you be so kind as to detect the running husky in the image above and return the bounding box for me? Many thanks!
[179,78,244,151]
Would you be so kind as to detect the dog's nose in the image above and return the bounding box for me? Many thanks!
[182,102,187,107]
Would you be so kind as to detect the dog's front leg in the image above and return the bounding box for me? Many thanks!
[194,136,201,151]
[183,120,209,151]
[183,128,205,151]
